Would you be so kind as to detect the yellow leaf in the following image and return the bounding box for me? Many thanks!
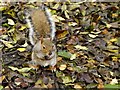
[106,23,112,28]
[110,38,117,42]
[68,22,77,26]
[18,67,32,73]
[7,19,15,25]
[74,84,82,89]
[89,34,98,38]
[110,78,118,85]
[8,28,15,33]
[0,6,7,11]
[70,54,76,60]
[112,56,118,62]
[62,76,75,84]
[62,4,67,12]
[108,50,118,53]
[17,48,26,52]
[36,79,42,85]
[59,64,67,71]
[0,76,5,83]
[65,10,69,19]
[112,13,118,18]
[110,71,114,76]
[74,45,88,50]
[56,16,65,21]
[8,66,19,71]
[19,26,26,31]
[67,67,74,71]
[15,81,21,86]
[0,40,13,48]
[52,15,59,22]
[52,3,60,9]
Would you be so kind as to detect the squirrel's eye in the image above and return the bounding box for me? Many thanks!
[43,46,46,49]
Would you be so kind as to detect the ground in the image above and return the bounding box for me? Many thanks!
[0,2,120,90]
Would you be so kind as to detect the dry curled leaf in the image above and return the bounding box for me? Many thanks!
[56,30,69,39]
[59,64,67,71]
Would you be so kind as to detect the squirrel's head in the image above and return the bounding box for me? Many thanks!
[39,37,56,60]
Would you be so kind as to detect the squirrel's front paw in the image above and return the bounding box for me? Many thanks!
[27,61,39,70]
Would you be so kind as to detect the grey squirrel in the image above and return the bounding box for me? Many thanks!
[25,5,57,67]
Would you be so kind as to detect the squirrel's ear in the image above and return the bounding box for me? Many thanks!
[40,36,43,43]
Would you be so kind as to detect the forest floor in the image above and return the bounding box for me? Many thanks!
[0,2,120,90]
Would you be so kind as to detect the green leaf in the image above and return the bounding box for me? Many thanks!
[104,84,120,89]
[18,67,32,73]
[0,6,7,11]
[52,3,60,9]
[0,40,13,48]
[69,4,80,10]
[8,66,19,71]
[0,85,3,90]
[8,66,31,73]
[86,83,97,88]
[58,50,71,58]
[62,76,76,84]
[61,4,67,12]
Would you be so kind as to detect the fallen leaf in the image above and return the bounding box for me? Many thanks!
[86,83,97,88]
[67,67,74,71]
[8,66,32,73]
[70,54,77,60]
[18,67,32,73]
[110,38,117,42]
[74,45,88,50]
[52,3,60,9]
[59,64,67,71]
[104,84,120,89]
[0,76,5,83]
[8,66,19,71]
[7,18,15,25]
[19,25,26,31]
[110,78,118,85]
[0,85,3,90]
[56,16,65,21]
[0,27,7,35]
[62,76,75,84]
[68,22,77,26]
[58,50,72,58]
[17,48,26,52]
[88,34,98,38]
[0,40,13,48]
[74,84,82,89]
[56,30,69,39]
[64,10,69,19]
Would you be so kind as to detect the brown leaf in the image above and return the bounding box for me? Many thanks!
[56,30,69,39]
[0,27,7,35]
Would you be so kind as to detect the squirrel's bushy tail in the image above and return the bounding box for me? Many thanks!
[43,5,56,41]
[25,5,56,45]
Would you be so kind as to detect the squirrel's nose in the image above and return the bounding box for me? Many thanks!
[44,56,49,60]
[49,51,52,55]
